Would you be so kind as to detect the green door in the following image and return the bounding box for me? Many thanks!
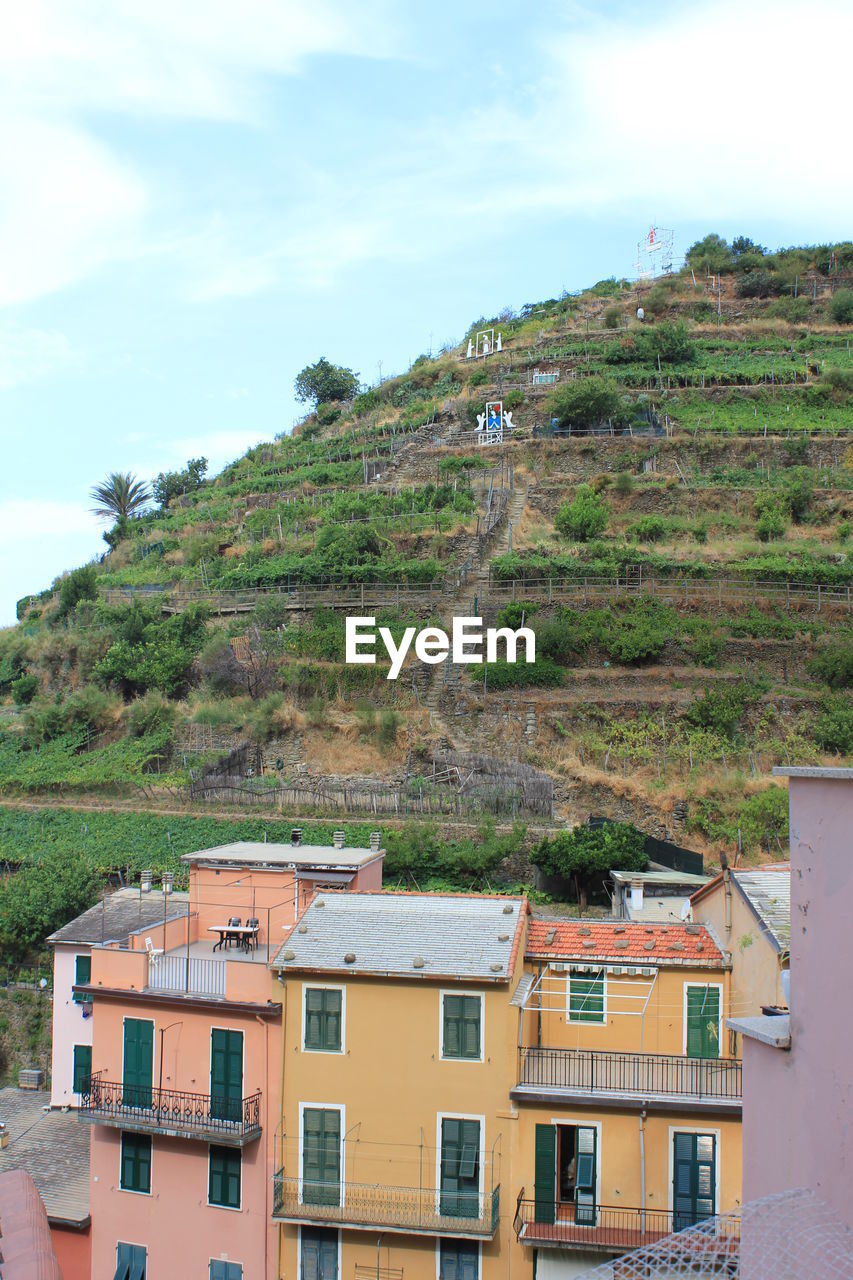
[301,1226,338,1280]
[122,1018,153,1109]
[673,1132,716,1230]
[534,1124,556,1225]
[303,1108,341,1206]
[574,1126,597,1226]
[211,1029,243,1122]
[440,1117,481,1219]
[686,987,721,1059]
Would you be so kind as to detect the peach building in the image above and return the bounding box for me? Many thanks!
[77,834,384,1280]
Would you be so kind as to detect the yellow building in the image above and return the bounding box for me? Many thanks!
[511,920,743,1278]
[270,890,528,1280]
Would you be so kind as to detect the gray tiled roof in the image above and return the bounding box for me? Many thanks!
[272,892,525,981]
[184,841,382,870]
[46,887,189,946]
[733,869,791,950]
[0,1088,89,1227]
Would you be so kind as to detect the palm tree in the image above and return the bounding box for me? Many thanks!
[90,472,151,522]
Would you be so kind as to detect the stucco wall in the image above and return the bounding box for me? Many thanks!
[740,775,853,1230]
[692,883,783,1017]
[50,945,92,1108]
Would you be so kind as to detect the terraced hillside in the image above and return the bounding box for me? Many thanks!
[5,234,853,872]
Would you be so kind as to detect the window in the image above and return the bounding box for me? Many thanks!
[302,1108,341,1206]
[72,1044,92,1094]
[120,1132,152,1194]
[122,1018,154,1109]
[300,1226,338,1280]
[210,1029,243,1122]
[673,1132,716,1229]
[73,953,92,1004]
[114,1242,146,1280]
[685,986,721,1059]
[209,1145,241,1209]
[210,1263,243,1280]
[439,1118,481,1218]
[442,994,482,1060]
[534,1123,598,1227]
[304,988,343,1053]
[568,970,606,1024]
[439,1239,479,1280]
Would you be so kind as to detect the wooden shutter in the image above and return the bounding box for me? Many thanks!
[122,1019,153,1109]
[440,1118,480,1218]
[73,1044,92,1094]
[323,991,342,1052]
[303,1109,341,1207]
[211,1029,243,1121]
[73,954,92,1003]
[301,1228,338,1280]
[673,1132,716,1229]
[443,995,481,1058]
[444,996,462,1056]
[569,970,605,1023]
[439,1240,479,1280]
[574,1126,597,1226]
[533,1124,556,1224]
[686,987,721,1059]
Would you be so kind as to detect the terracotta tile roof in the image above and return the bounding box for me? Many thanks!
[525,919,725,967]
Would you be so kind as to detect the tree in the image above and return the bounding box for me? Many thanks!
[685,234,733,274]
[57,564,98,619]
[555,485,608,542]
[294,358,360,406]
[152,457,208,509]
[534,822,647,909]
[830,290,853,324]
[549,377,620,432]
[90,472,151,521]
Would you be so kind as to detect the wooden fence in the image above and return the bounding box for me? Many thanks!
[484,574,853,611]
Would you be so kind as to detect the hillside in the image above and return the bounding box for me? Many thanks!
[5,232,853,907]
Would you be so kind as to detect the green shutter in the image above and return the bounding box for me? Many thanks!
[210,1029,243,1122]
[568,971,605,1023]
[303,1109,341,1206]
[574,1127,597,1226]
[686,987,721,1059]
[209,1145,241,1209]
[305,989,342,1052]
[73,954,92,1004]
[210,1263,243,1280]
[533,1124,556,1224]
[120,1132,152,1194]
[443,995,481,1059]
[300,1227,338,1280]
[439,1240,479,1280]
[122,1019,153,1109]
[440,1118,481,1218]
[73,1044,92,1094]
[673,1132,716,1229]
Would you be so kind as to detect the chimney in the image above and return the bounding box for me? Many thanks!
[369,831,381,853]
[291,828,302,847]
[333,831,345,849]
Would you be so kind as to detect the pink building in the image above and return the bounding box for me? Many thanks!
[78,834,384,1280]
[728,768,853,1232]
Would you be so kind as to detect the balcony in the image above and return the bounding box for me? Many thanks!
[272,1176,500,1239]
[514,1199,741,1255]
[513,1048,742,1112]
[79,1073,262,1145]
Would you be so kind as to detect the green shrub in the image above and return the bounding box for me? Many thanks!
[468,368,489,387]
[11,674,39,707]
[96,603,209,698]
[614,472,634,496]
[377,708,401,747]
[685,683,755,738]
[603,305,622,328]
[495,601,538,630]
[756,506,786,542]
[555,486,609,542]
[814,694,853,754]
[810,638,853,689]
[783,468,814,522]
[355,700,376,736]
[839,520,850,542]
[549,378,620,432]
[57,565,98,620]
[628,516,667,543]
[127,691,176,739]
[479,657,563,689]
[830,290,853,324]
[306,696,327,728]
[503,389,524,410]
[605,602,674,663]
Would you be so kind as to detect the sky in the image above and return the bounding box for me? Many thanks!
[1,0,852,626]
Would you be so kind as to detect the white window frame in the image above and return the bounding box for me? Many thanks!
[206,1143,243,1212]
[435,1237,481,1280]
[298,1102,346,1207]
[301,984,346,1055]
[209,1261,244,1280]
[435,1111,486,1221]
[297,1225,341,1280]
[667,1125,721,1217]
[439,990,484,1063]
[118,1129,153,1197]
[682,982,723,1056]
[550,1115,603,1225]
[566,969,608,1025]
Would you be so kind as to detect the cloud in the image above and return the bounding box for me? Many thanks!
[0,321,72,389]
[0,499,104,625]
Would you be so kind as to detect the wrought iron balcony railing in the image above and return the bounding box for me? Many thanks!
[514,1199,741,1253]
[272,1173,500,1238]
[516,1047,742,1105]
[79,1073,262,1145]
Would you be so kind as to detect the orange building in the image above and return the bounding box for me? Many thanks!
[77,834,384,1280]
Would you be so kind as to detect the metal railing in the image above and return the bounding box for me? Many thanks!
[272,1174,500,1237]
[79,1074,262,1143]
[487,573,853,610]
[517,1048,742,1102]
[147,953,226,997]
[514,1200,740,1250]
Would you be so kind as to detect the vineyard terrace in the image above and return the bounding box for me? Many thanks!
[345,615,536,680]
